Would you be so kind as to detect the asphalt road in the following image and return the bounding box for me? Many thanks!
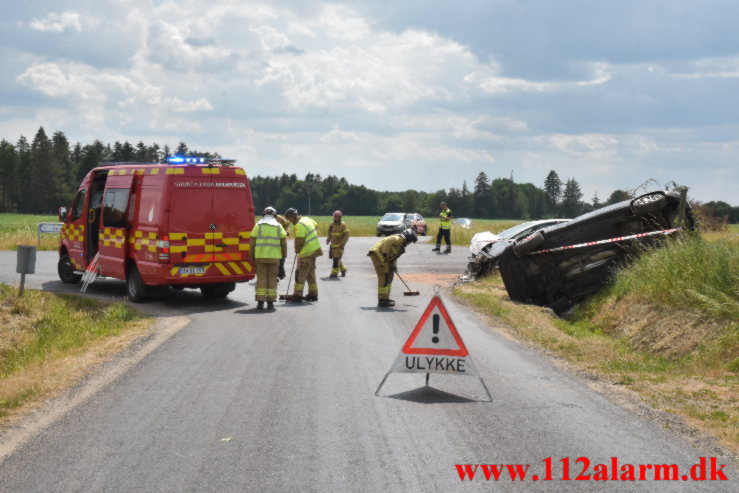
[0,236,734,492]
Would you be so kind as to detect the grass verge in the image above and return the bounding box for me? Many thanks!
[0,283,152,426]
[453,232,738,454]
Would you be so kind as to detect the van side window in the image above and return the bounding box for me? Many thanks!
[103,189,130,228]
[72,190,86,220]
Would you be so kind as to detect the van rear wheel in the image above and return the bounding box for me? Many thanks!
[58,254,82,284]
[200,283,235,298]
[126,265,147,302]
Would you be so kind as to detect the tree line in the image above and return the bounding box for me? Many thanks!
[1,127,737,222]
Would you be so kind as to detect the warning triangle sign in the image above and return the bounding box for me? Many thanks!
[375,294,492,400]
[402,296,468,356]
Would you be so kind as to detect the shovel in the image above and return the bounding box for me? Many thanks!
[279,254,298,301]
[394,269,420,296]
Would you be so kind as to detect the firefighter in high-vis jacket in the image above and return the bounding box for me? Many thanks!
[368,228,417,307]
[249,207,288,310]
[432,201,454,253]
[284,208,323,302]
[326,210,349,278]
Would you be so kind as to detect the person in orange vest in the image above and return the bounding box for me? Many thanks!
[249,207,288,310]
[326,210,349,278]
[284,208,323,302]
[368,228,417,307]
[432,201,454,253]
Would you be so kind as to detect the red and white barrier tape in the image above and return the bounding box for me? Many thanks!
[529,227,682,255]
[81,252,101,293]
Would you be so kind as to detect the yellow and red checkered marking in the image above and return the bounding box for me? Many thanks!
[104,166,246,176]
[166,230,253,277]
[129,230,158,252]
[168,231,251,260]
[100,227,125,248]
[61,224,85,242]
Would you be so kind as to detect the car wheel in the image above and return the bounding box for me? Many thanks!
[126,264,148,302]
[631,192,667,216]
[200,282,235,298]
[513,231,545,257]
[58,254,82,284]
[548,296,571,314]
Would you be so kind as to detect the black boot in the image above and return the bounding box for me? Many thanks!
[444,247,451,253]
[378,298,395,307]
[304,294,318,302]
[267,301,275,310]
[432,245,440,251]
[257,301,264,310]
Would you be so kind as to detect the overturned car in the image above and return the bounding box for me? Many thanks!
[465,219,570,279]
[498,190,694,314]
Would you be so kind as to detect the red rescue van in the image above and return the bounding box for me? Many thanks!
[57,158,256,301]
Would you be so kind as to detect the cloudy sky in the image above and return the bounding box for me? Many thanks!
[1,0,737,203]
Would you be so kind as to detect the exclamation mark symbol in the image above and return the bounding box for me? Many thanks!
[432,314,440,344]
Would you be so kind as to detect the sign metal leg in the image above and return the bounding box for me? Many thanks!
[478,377,493,402]
[374,371,392,396]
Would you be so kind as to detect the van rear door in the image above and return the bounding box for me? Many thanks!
[210,172,255,277]
[167,169,214,276]
[167,167,255,279]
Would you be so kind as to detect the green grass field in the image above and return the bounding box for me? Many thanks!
[0,214,59,250]
[0,213,522,250]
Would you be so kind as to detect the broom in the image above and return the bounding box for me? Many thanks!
[394,269,420,296]
[279,254,298,300]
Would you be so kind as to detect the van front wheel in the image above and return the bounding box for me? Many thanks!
[126,265,147,302]
[58,254,82,284]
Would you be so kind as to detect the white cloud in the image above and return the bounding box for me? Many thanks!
[670,56,739,79]
[320,126,361,144]
[252,25,293,52]
[168,97,214,112]
[16,61,211,116]
[295,4,371,41]
[372,137,496,163]
[146,20,236,72]
[550,133,620,153]
[256,28,476,111]
[466,61,612,94]
[29,12,82,33]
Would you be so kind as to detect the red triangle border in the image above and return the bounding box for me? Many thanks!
[401,296,469,357]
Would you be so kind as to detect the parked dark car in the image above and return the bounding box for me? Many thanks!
[498,190,694,314]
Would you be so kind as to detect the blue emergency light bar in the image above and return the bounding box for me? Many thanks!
[167,156,206,164]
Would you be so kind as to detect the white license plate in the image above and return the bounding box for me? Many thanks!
[179,266,206,275]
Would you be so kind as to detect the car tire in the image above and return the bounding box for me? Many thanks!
[630,192,667,216]
[548,296,571,314]
[200,282,235,298]
[126,264,148,302]
[513,231,545,257]
[58,254,82,284]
